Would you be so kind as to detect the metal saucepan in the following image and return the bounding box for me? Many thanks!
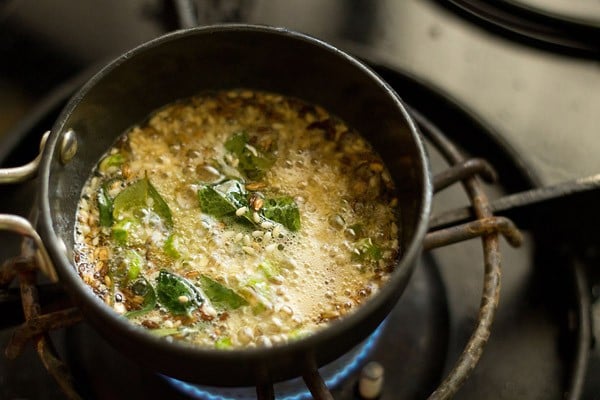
[7,25,431,386]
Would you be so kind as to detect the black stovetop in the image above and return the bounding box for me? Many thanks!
[0,1,598,399]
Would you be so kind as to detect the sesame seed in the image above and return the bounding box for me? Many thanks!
[178,295,189,303]
[253,212,261,223]
[236,206,248,216]
[243,246,256,255]
[280,305,294,316]
[114,302,126,314]
[245,144,258,157]
[252,230,264,238]
[263,231,272,243]
[265,243,277,253]
[260,221,274,229]
[271,316,283,328]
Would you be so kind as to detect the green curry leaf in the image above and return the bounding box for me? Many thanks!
[352,238,382,262]
[125,278,157,319]
[111,218,137,245]
[97,185,113,227]
[224,132,276,180]
[163,234,181,259]
[198,179,300,231]
[257,260,280,280]
[199,275,248,310]
[149,327,180,337]
[99,153,125,173]
[197,185,238,217]
[198,180,253,221]
[156,270,203,316]
[113,177,173,229]
[262,196,301,231]
[215,336,233,349]
[125,249,144,281]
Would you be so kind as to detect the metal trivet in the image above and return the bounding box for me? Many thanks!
[0,114,522,399]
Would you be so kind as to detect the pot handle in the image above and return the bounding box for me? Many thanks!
[0,131,58,282]
[0,131,49,183]
[0,215,57,282]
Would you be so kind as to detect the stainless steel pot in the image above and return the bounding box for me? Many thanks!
[2,25,432,386]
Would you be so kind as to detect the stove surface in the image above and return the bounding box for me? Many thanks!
[2,0,599,183]
[0,1,598,399]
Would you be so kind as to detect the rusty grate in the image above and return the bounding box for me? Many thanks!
[2,114,523,399]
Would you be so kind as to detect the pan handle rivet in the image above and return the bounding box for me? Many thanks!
[358,361,384,399]
[60,129,78,165]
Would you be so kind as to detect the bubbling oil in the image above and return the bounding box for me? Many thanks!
[74,89,400,348]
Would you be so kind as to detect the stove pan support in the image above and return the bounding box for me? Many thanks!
[0,132,83,400]
[250,109,525,400]
[416,109,523,399]
[0,234,83,400]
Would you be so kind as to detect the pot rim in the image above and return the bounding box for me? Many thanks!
[38,23,432,372]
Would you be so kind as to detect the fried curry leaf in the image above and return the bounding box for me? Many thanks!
[198,179,300,231]
[257,260,280,280]
[111,218,137,246]
[262,196,301,231]
[200,275,248,310]
[215,336,233,349]
[240,276,273,315]
[198,180,253,221]
[156,270,203,315]
[197,185,238,217]
[163,234,181,259]
[288,328,309,341]
[224,132,276,180]
[113,177,173,229]
[99,153,125,173]
[109,249,144,285]
[149,327,179,337]
[125,249,144,281]
[352,238,382,262]
[97,185,113,227]
[348,223,364,238]
[125,278,157,319]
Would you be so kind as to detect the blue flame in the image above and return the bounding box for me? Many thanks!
[163,322,384,400]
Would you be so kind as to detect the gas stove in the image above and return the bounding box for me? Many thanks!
[0,1,598,399]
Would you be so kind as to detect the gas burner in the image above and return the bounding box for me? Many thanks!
[130,322,380,399]
[436,0,600,57]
